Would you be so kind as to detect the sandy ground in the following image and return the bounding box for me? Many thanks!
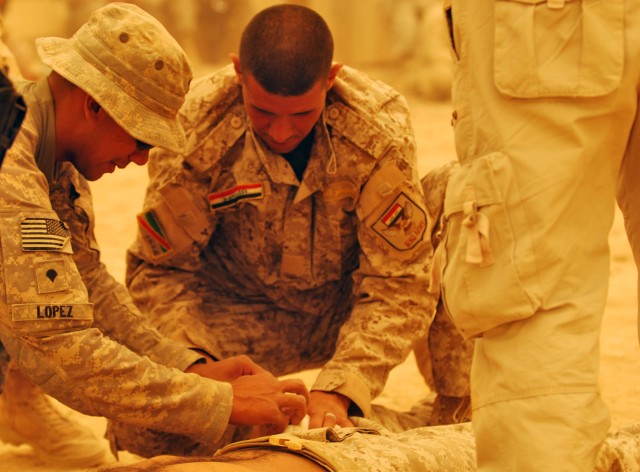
[0,96,638,471]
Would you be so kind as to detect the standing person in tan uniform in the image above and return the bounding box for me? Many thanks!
[124,3,439,456]
[0,2,308,468]
[440,1,640,470]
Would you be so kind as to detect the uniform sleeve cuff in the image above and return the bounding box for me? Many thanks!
[156,344,202,372]
[311,369,372,418]
[195,379,234,445]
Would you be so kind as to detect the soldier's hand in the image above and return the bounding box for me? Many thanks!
[186,354,267,382]
[308,391,354,429]
[229,372,310,433]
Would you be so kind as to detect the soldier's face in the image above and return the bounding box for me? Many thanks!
[240,73,327,155]
[69,102,152,181]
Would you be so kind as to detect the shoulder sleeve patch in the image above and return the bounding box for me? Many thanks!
[137,209,174,258]
[20,217,72,254]
[370,192,427,251]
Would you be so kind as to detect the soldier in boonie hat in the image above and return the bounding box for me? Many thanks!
[0,3,308,467]
[36,1,191,154]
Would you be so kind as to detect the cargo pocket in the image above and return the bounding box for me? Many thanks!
[494,0,623,98]
[441,152,541,338]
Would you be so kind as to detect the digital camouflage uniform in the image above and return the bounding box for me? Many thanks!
[217,419,640,472]
[103,418,640,472]
[416,162,473,425]
[0,35,25,393]
[127,64,437,431]
[0,81,234,449]
[0,3,238,451]
[0,25,14,393]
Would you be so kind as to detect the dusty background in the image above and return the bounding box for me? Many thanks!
[1,0,639,470]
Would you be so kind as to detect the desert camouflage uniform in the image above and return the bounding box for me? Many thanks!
[415,162,473,425]
[128,64,437,419]
[103,419,640,472]
[0,80,234,448]
[219,419,640,472]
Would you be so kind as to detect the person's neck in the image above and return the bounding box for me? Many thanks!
[282,129,314,181]
[47,73,71,164]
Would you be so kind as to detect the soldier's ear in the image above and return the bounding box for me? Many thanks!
[230,54,242,84]
[84,94,101,120]
[326,63,343,90]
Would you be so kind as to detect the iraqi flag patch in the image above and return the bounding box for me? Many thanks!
[137,210,172,257]
[208,183,264,210]
[372,192,427,251]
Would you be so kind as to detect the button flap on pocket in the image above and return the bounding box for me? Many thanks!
[494,0,623,98]
[444,154,503,218]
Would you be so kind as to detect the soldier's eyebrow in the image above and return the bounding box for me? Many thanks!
[251,104,315,116]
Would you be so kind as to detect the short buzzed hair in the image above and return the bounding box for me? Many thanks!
[239,4,334,96]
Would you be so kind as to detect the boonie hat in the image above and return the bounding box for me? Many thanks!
[35,2,192,153]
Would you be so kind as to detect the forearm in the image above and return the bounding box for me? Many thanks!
[82,260,201,370]
[313,273,436,416]
[0,323,232,445]
[318,128,436,414]
[126,254,220,357]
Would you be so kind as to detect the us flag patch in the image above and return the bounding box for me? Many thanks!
[208,183,264,210]
[137,210,172,257]
[372,192,427,251]
[21,218,71,252]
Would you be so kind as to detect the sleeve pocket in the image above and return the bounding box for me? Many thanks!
[494,0,623,98]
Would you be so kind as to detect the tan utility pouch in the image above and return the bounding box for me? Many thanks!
[440,152,542,338]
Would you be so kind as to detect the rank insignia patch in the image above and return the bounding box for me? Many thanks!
[137,210,172,257]
[208,183,264,210]
[21,217,71,252]
[372,192,427,250]
[35,259,69,294]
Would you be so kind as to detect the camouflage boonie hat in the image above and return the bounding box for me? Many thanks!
[35,2,192,153]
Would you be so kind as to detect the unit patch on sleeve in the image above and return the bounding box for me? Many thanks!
[137,209,173,257]
[20,217,72,253]
[372,192,427,251]
[208,183,264,210]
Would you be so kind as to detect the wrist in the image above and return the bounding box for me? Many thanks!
[185,349,217,373]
